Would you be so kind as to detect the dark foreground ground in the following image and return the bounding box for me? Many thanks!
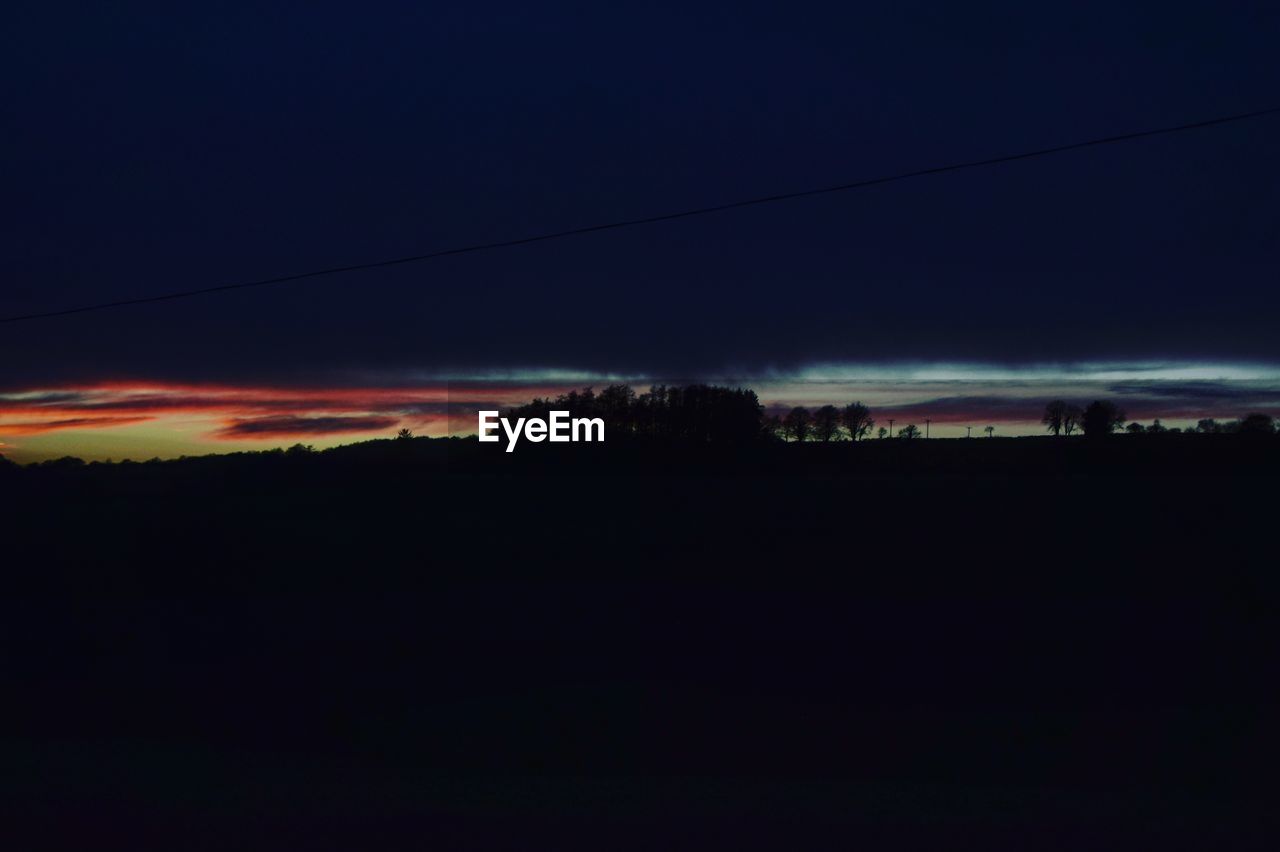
[1,436,1277,848]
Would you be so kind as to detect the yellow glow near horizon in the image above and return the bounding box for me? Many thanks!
[1,362,1276,462]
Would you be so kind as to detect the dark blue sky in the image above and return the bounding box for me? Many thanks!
[3,1,1278,385]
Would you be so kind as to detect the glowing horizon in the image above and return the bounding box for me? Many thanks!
[2,360,1278,462]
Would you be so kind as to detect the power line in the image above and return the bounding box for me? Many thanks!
[4,104,1278,325]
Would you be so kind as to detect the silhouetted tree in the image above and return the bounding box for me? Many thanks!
[762,414,784,442]
[782,407,812,443]
[1062,404,1083,436]
[877,426,888,439]
[396,428,413,440]
[597,384,636,433]
[39,456,86,469]
[841,402,874,441]
[1042,400,1068,436]
[1126,422,1145,434]
[1238,413,1276,436]
[1081,400,1125,438]
[984,425,995,438]
[898,424,921,440]
[812,405,842,442]
[1147,419,1167,434]
[1196,418,1221,434]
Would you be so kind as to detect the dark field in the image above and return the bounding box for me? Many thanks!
[2,436,1277,848]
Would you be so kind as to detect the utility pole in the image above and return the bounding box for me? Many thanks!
[925,419,931,439]
[888,418,895,437]
[965,425,972,438]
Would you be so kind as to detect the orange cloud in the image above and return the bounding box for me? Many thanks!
[0,380,582,443]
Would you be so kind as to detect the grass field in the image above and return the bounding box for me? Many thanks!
[2,436,1276,846]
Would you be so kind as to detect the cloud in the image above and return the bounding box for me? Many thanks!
[1107,381,1280,403]
[0,416,153,435]
[0,391,89,406]
[4,366,1280,453]
[214,415,401,439]
[876,395,1050,421]
[0,379,593,448]
[0,383,560,418]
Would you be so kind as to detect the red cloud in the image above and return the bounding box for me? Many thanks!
[0,379,582,442]
[0,416,153,435]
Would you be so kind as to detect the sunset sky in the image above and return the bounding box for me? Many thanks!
[3,2,1278,461]
[4,361,1278,461]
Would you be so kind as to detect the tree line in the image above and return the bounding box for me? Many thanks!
[502,385,1278,444]
[1042,400,1277,438]
[501,386,892,444]
[6,385,1274,473]
[501,384,767,444]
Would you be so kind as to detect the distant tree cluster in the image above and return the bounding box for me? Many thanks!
[1081,400,1125,437]
[503,389,890,445]
[1036,399,1127,438]
[1041,400,1084,436]
[502,384,766,444]
[1183,414,1276,436]
[769,401,878,442]
[1044,401,1277,438]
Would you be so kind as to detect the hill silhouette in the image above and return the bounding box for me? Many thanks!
[3,403,1278,847]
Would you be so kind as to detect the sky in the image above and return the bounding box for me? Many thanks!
[3,2,1279,459]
